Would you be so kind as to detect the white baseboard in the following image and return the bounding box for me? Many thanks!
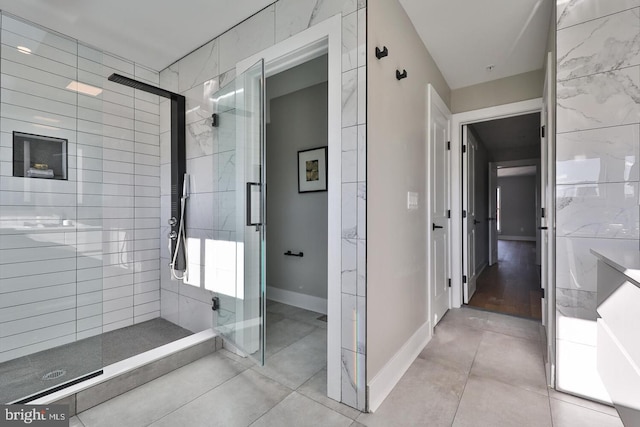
[499,235,536,242]
[367,320,432,412]
[267,286,327,315]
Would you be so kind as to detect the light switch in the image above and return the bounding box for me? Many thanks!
[407,191,418,210]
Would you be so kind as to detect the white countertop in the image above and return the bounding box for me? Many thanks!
[591,248,640,287]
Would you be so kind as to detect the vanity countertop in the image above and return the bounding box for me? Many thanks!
[591,248,640,288]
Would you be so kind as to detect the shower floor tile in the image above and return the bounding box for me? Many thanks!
[0,318,192,404]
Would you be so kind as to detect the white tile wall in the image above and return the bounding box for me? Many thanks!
[0,14,161,364]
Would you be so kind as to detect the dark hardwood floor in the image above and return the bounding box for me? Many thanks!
[468,240,542,320]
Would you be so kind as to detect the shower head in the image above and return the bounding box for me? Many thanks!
[108,73,177,99]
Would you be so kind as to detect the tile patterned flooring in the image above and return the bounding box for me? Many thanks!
[72,306,623,427]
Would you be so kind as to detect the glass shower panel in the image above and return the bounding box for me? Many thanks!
[0,14,103,403]
[210,60,266,364]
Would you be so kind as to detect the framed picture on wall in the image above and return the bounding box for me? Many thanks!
[298,146,328,193]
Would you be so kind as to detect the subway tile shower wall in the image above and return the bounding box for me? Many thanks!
[555,0,640,402]
[159,0,368,411]
[0,14,160,362]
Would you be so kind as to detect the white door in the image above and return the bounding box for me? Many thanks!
[428,85,451,327]
[488,163,498,265]
[463,127,478,303]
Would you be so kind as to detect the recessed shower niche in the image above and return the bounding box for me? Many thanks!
[13,131,68,180]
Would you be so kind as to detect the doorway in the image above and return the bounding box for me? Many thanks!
[462,113,543,320]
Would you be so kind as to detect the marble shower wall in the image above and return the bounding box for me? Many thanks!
[159,0,368,411]
[556,0,640,402]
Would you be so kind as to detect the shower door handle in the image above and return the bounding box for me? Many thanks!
[246,182,262,229]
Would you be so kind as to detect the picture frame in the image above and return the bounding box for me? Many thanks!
[298,146,328,193]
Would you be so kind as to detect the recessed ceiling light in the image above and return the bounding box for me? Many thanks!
[17,46,31,55]
[66,81,103,97]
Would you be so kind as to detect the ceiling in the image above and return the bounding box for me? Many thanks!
[470,113,541,154]
[0,0,273,71]
[399,0,553,89]
[0,0,552,86]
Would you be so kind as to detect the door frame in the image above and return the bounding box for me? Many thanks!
[451,98,543,309]
[236,15,342,400]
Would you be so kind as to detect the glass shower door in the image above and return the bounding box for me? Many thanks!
[214,59,266,365]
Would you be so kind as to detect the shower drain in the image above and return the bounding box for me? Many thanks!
[42,369,66,381]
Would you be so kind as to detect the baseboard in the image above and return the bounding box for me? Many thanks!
[474,262,488,279]
[267,286,327,315]
[367,320,432,412]
[498,235,536,242]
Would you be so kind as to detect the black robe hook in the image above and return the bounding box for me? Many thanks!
[375,46,388,59]
[396,69,407,80]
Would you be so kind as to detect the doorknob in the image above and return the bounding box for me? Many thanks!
[473,219,481,225]
[432,223,443,230]
[538,226,548,230]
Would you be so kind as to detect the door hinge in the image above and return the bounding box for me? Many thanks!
[541,125,546,138]
[462,145,467,153]
[463,275,467,284]
[448,278,452,288]
[447,141,451,150]
[447,210,451,219]
[462,210,467,219]
[541,207,545,218]
[541,288,545,299]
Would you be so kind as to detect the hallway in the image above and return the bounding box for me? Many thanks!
[70,308,621,427]
[468,240,542,319]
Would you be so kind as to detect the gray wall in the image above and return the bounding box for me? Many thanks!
[471,130,489,270]
[451,69,544,114]
[266,82,328,300]
[367,0,451,381]
[498,175,537,238]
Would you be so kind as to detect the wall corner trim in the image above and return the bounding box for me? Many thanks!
[367,320,432,412]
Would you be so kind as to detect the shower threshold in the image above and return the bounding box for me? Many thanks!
[0,319,209,405]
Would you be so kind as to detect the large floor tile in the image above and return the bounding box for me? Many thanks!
[69,416,85,427]
[252,328,326,389]
[439,307,488,331]
[550,398,623,427]
[150,369,291,427]
[549,389,620,417]
[266,317,316,358]
[484,312,542,342]
[418,321,483,373]
[251,392,352,427]
[453,375,552,427]
[77,353,246,427]
[471,330,548,396]
[267,301,327,329]
[357,357,467,427]
[298,368,362,420]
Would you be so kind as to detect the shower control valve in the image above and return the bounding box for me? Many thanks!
[168,217,178,226]
[168,231,178,240]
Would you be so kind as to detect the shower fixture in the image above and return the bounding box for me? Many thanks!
[108,73,187,271]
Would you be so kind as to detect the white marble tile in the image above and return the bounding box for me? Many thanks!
[357,182,366,240]
[341,348,365,410]
[185,192,214,230]
[556,236,639,292]
[357,8,366,67]
[178,39,219,93]
[186,118,215,159]
[356,239,366,296]
[556,124,640,184]
[556,290,597,321]
[556,182,639,238]
[219,6,275,74]
[357,66,366,125]
[342,126,357,183]
[178,294,213,333]
[184,78,218,125]
[160,65,179,92]
[187,155,216,194]
[341,183,357,238]
[357,125,366,182]
[218,191,236,232]
[558,0,640,30]
[557,8,640,81]
[275,0,357,43]
[217,109,236,153]
[342,12,358,72]
[557,66,640,133]
[217,151,236,192]
[342,69,358,128]
[342,238,357,295]
[341,293,365,354]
